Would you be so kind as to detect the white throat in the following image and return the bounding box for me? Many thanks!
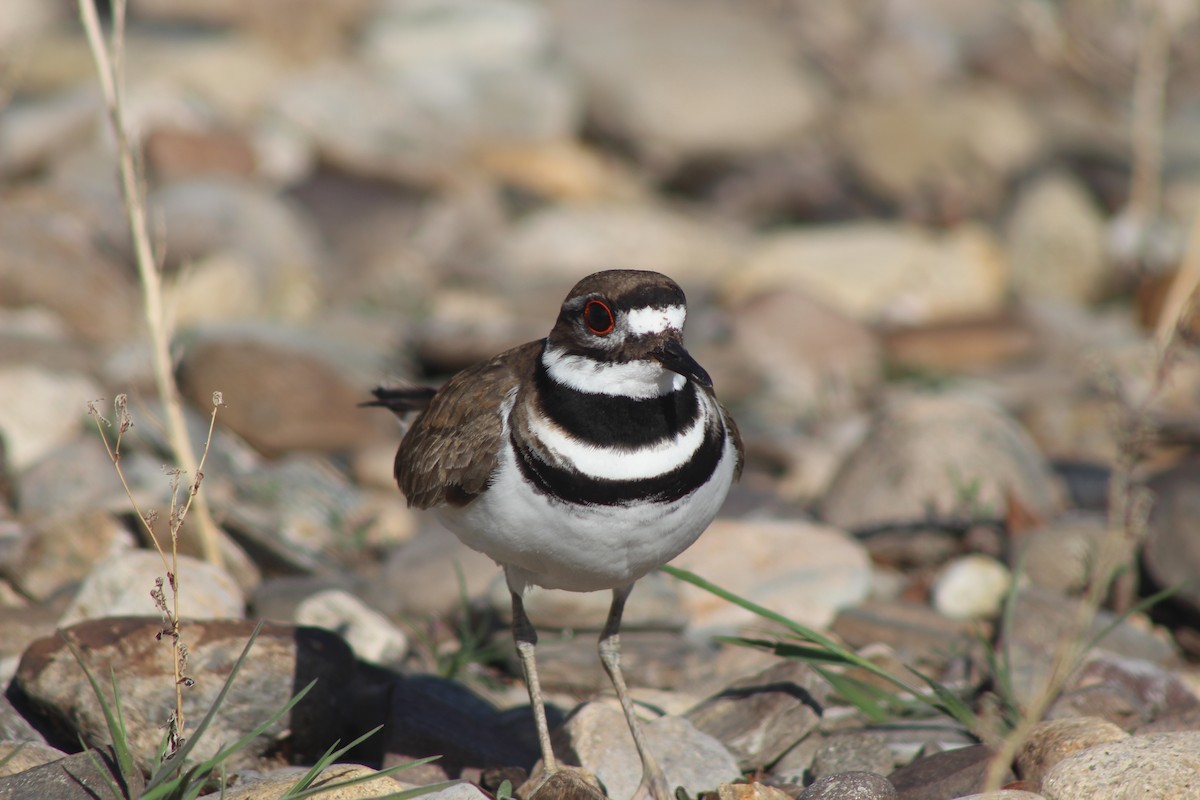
[542,345,685,399]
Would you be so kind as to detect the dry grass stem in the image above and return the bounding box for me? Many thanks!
[77,0,223,568]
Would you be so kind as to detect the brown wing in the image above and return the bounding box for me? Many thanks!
[395,340,542,509]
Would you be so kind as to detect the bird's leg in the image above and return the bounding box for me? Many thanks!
[511,590,558,776]
[599,585,670,800]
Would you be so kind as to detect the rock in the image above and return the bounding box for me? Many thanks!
[831,601,984,676]
[59,549,245,626]
[669,518,872,632]
[811,733,895,780]
[11,618,358,773]
[551,701,740,800]
[797,771,898,800]
[551,0,822,164]
[956,793,1047,800]
[1,512,134,603]
[208,764,407,800]
[732,223,1008,326]
[0,0,66,54]
[0,746,143,800]
[1040,732,1200,799]
[363,525,503,619]
[1016,516,1117,595]
[716,784,793,800]
[500,202,744,287]
[821,392,1063,531]
[0,741,66,777]
[685,661,825,771]
[489,570,688,632]
[1002,587,1179,709]
[0,366,103,472]
[1006,173,1109,305]
[150,180,324,325]
[1050,653,1200,727]
[1016,717,1128,791]
[130,0,374,57]
[932,555,1012,620]
[0,693,47,744]
[225,454,376,573]
[384,674,542,780]
[888,744,1005,800]
[294,589,408,666]
[727,289,882,424]
[0,190,139,344]
[0,88,100,178]
[525,630,714,695]
[836,87,1041,218]
[1144,459,1200,620]
[273,0,578,186]
[881,315,1038,375]
[176,325,393,456]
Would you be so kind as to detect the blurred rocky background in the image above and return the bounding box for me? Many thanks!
[3,1,1200,799]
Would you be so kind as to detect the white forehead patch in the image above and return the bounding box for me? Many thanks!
[625,305,686,336]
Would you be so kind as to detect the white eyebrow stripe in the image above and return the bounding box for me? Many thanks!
[625,305,686,336]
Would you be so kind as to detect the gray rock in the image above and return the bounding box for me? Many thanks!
[225,454,376,573]
[294,589,408,666]
[0,366,103,472]
[821,392,1063,531]
[670,518,872,632]
[1144,459,1200,619]
[685,660,825,771]
[798,771,898,800]
[1017,516,1116,595]
[1041,732,1200,800]
[727,289,882,425]
[552,0,822,163]
[0,694,47,744]
[552,701,740,800]
[522,630,714,696]
[364,525,502,619]
[1048,653,1200,727]
[59,549,245,626]
[812,733,895,780]
[888,744,1004,800]
[1002,587,1179,709]
[11,618,357,773]
[0,741,66,777]
[0,88,100,178]
[0,746,142,800]
[488,570,688,633]
[836,87,1041,217]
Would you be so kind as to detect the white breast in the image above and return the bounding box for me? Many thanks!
[436,396,738,594]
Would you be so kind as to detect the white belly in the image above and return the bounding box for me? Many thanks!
[437,431,739,594]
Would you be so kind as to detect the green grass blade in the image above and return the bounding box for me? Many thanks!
[143,620,267,793]
[282,764,451,800]
[905,667,979,730]
[810,666,893,723]
[281,725,384,797]
[1081,582,1185,656]
[78,738,126,800]
[60,635,138,785]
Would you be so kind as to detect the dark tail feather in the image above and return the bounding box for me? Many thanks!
[361,386,438,416]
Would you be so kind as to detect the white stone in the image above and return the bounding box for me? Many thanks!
[0,366,103,470]
[294,589,408,665]
[670,519,872,632]
[933,555,1012,620]
[60,549,244,626]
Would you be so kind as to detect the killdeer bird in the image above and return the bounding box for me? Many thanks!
[371,270,742,800]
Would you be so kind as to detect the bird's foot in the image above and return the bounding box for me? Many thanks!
[518,764,606,800]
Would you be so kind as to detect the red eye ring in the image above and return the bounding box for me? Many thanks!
[583,299,615,335]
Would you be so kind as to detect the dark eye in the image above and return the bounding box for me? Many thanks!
[583,299,615,335]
